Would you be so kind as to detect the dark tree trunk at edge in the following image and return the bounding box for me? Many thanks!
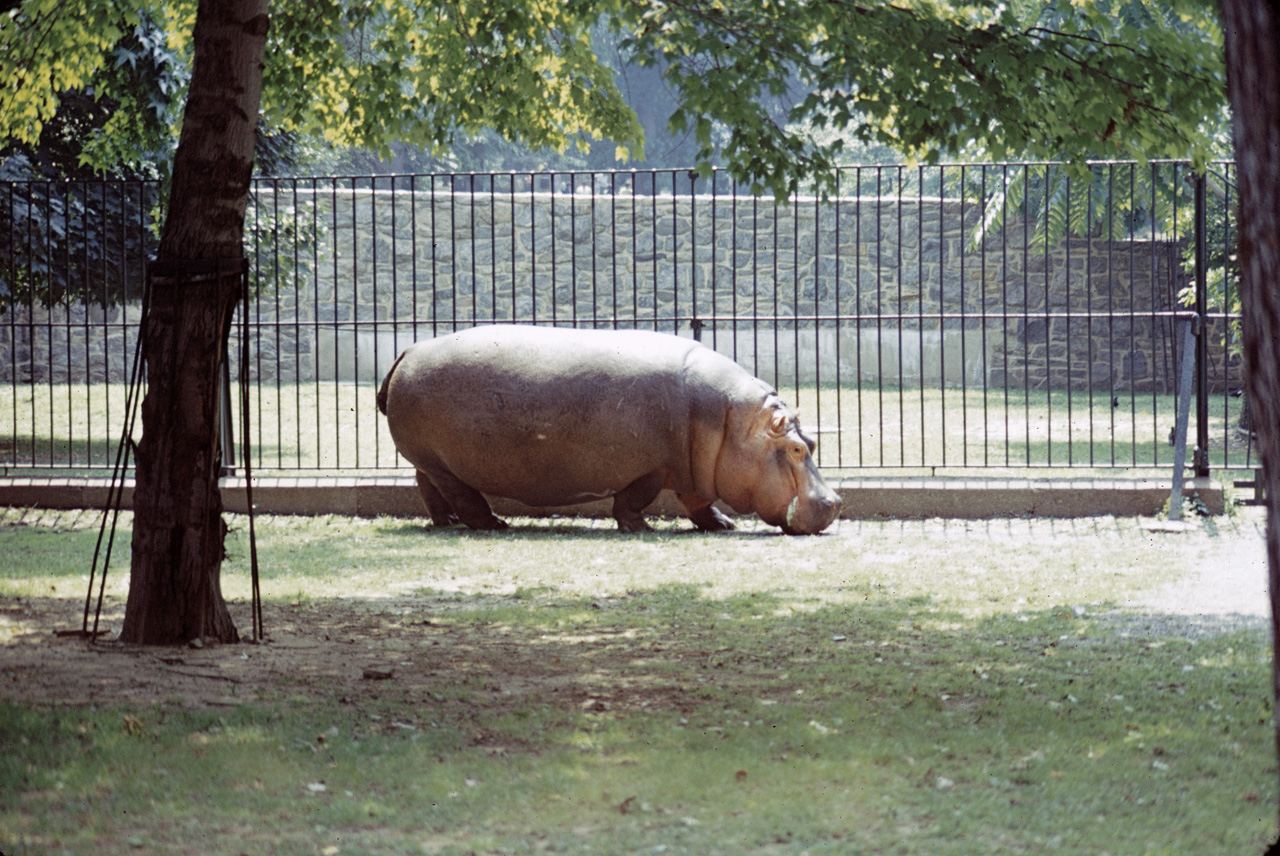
[121,0,269,645]
[1219,0,1280,846]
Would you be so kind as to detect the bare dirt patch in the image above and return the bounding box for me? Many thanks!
[1,593,735,722]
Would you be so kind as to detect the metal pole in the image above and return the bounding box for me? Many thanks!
[219,351,235,475]
[1168,316,1196,520]
[1193,174,1210,477]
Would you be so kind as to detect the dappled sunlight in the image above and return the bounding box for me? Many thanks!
[1,504,1274,854]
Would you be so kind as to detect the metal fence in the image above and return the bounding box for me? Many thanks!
[0,162,1255,479]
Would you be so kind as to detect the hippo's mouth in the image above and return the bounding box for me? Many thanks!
[780,493,840,535]
[784,496,800,532]
[781,496,809,535]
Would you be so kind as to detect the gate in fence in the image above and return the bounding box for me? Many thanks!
[0,162,1255,480]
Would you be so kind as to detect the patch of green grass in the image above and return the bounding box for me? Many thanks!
[0,509,1274,854]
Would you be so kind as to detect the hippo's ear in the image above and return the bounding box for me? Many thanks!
[767,409,789,438]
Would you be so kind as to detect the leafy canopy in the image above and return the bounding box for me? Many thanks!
[617,0,1225,195]
[0,0,1226,195]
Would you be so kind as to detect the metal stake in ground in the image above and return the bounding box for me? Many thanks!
[1168,314,1198,521]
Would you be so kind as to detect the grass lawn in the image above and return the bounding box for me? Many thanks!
[0,506,1274,855]
[0,381,1258,476]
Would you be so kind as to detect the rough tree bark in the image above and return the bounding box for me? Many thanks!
[120,0,269,645]
[1218,0,1280,846]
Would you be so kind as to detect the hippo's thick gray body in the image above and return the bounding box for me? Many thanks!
[376,325,841,534]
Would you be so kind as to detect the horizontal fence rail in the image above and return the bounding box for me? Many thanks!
[1,162,1255,481]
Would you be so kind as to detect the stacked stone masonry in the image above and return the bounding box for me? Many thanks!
[2,187,1241,392]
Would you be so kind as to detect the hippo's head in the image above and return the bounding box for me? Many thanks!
[714,393,842,535]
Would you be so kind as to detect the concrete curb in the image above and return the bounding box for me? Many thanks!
[0,475,1224,520]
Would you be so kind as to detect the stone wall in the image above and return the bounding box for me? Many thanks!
[1,186,1241,392]
[0,303,141,383]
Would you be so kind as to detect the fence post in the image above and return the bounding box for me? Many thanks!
[1168,315,1197,520]
[1193,173,1210,478]
[219,354,236,476]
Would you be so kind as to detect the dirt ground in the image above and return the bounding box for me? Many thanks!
[0,595,728,736]
[1,507,1271,717]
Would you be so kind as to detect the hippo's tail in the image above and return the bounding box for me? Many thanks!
[376,350,408,416]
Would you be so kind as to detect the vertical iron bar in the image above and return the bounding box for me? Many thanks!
[490,174,498,323]
[1043,165,1054,466]
[732,174,742,360]
[674,170,682,335]
[874,168,884,466]
[1193,172,1210,477]
[450,174,459,330]
[510,174,519,323]
[959,166,969,467]
[1023,165,1032,465]
[1221,163,1237,471]
[999,164,1011,467]
[468,174,478,324]
[528,173,537,324]
[63,182,75,467]
[895,166,905,466]
[608,173,616,328]
[937,167,947,468]
[979,165,990,467]
[311,178,321,470]
[631,172,639,326]
[1106,165,1116,466]
[570,172,579,327]
[331,179,341,467]
[812,181,822,463]
[1086,170,1095,466]
[290,179,302,468]
[710,169,718,347]
[550,173,559,325]
[1127,165,1138,466]
[1150,162,1162,466]
[1168,316,1196,519]
[752,191,759,373]
[5,182,13,469]
[350,178,360,467]
[791,174,799,407]
[270,180,281,469]
[688,171,697,339]
[919,165,928,467]
[43,182,53,465]
[834,167,844,467]
[1065,170,1074,466]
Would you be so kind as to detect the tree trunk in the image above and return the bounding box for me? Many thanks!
[1218,0,1280,845]
[121,0,269,645]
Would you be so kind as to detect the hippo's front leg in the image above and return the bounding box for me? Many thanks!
[677,493,736,532]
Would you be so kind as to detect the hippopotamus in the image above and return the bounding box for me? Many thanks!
[376,325,841,534]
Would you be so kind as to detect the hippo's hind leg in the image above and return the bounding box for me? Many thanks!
[414,470,460,527]
[677,493,736,532]
[418,469,508,530]
[611,471,665,533]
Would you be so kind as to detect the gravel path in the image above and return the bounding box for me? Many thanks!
[1105,509,1272,639]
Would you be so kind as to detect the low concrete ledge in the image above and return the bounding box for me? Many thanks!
[833,477,1223,519]
[0,475,1224,520]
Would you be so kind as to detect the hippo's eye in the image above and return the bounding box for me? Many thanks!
[788,440,808,461]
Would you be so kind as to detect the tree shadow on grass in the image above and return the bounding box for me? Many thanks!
[2,583,1274,854]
